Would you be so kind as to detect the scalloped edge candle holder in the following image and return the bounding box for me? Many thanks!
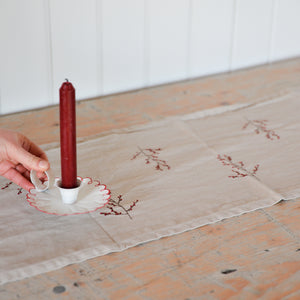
[28,171,111,215]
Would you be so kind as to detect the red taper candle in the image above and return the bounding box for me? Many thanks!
[59,79,77,188]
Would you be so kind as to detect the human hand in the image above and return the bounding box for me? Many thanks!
[0,129,50,191]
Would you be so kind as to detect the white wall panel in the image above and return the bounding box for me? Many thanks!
[50,0,99,102]
[0,0,52,114]
[231,0,274,70]
[102,0,145,94]
[147,0,190,86]
[189,0,234,78]
[271,0,300,61]
[0,0,300,114]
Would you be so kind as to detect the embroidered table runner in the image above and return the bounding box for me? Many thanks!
[1,92,299,284]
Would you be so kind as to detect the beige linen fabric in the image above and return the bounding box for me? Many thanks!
[0,92,299,284]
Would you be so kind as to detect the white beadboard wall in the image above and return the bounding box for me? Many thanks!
[0,0,300,114]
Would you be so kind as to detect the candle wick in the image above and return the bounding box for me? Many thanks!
[65,78,69,82]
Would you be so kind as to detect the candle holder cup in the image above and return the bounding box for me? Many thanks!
[55,178,82,205]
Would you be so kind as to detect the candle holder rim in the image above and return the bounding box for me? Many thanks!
[55,177,82,190]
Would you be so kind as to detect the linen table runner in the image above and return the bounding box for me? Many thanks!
[0,91,299,284]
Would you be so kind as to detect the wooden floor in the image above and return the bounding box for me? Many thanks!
[1,58,300,299]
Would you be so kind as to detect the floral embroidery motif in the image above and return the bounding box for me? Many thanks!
[100,195,139,219]
[243,119,280,140]
[1,181,23,195]
[217,154,259,179]
[131,147,170,171]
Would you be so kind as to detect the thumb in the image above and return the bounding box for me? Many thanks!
[14,148,50,172]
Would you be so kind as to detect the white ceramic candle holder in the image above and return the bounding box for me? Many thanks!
[27,175,111,215]
[55,178,82,205]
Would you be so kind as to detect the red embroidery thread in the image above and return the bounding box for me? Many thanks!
[100,195,139,219]
[1,181,23,195]
[217,154,259,179]
[1,182,12,190]
[243,119,280,140]
[132,147,170,171]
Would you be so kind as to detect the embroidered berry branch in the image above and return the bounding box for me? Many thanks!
[100,195,139,219]
[217,154,259,179]
[243,119,280,140]
[131,147,170,171]
[1,182,12,190]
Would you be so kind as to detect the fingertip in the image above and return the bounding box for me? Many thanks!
[38,160,50,171]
